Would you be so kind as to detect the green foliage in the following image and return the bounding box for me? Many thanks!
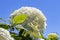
[12,14,27,24]
[11,34,22,40]
[0,23,9,29]
[11,29,32,40]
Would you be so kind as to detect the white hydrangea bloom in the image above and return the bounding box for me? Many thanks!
[10,7,47,37]
[0,28,14,40]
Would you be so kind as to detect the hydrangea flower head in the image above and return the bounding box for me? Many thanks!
[10,7,47,37]
[0,28,14,40]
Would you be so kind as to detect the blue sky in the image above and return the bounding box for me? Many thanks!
[0,0,60,37]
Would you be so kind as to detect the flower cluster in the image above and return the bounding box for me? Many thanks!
[0,28,14,40]
[48,33,59,38]
[10,7,47,37]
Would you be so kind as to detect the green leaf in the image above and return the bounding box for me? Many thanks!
[0,23,9,29]
[11,34,22,40]
[12,14,27,24]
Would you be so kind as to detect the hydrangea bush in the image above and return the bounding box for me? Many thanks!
[0,7,59,40]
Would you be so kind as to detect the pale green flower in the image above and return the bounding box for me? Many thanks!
[47,33,59,40]
[0,28,14,40]
[10,7,47,37]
